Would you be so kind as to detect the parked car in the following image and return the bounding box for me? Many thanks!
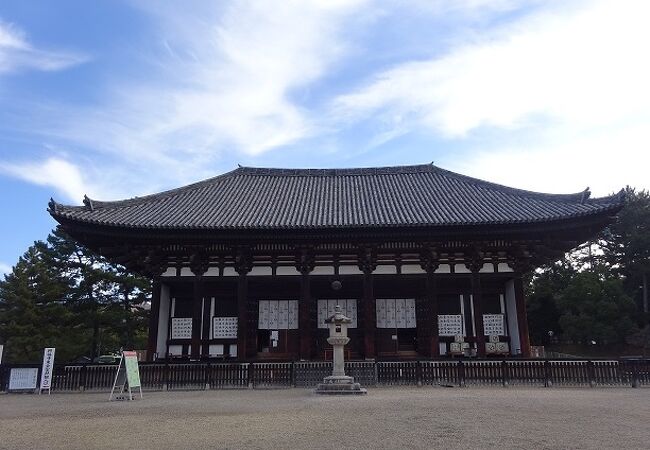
[93,354,120,364]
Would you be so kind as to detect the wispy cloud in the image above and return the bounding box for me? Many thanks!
[0,19,87,74]
[333,1,650,137]
[331,0,650,194]
[0,157,88,202]
[14,1,371,200]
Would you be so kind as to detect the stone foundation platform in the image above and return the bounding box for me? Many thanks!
[314,375,367,395]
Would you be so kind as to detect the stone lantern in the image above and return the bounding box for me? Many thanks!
[315,305,367,395]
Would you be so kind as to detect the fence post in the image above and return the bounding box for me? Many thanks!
[501,360,508,388]
[458,360,465,387]
[163,360,169,391]
[416,361,422,387]
[544,360,551,388]
[248,363,254,389]
[587,360,595,388]
[204,362,211,390]
[291,361,296,388]
[631,360,639,388]
[78,364,86,392]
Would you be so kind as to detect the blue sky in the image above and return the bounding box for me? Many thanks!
[0,0,649,275]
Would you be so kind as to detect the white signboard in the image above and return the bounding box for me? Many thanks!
[438,314,464,336]
[483,314,505,336]
[258,300,299,329]
[377,299,416,329]
[171,317,193,339]
[213,317,238,339]
[9,368,38,391]
[318,299,357,328]
[40,347,56,392]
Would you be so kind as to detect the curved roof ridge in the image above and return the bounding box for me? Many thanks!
[428,165,590,203]
[47,163,621,217]
[50,167,242,212]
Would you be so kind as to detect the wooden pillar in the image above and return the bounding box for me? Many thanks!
[190,277,203,359]
[237,273,248,359]
[471,270,486,357]
[296,248,315,360]
[299,271,312,360]
[514,276,532,357]
[362,270,375,359]
[189,252,209,360]
[426,271,439,357]
[201,295,212,358]
[147,278,161,361]
[235,247,253,360]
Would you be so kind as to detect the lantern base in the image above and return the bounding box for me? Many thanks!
[314,376,367,395]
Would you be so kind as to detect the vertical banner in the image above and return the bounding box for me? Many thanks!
[0,344,3,364]
[40,347,56,394]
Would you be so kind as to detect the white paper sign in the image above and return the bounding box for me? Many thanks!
[278,301,289,329]
[258,300,299,330]
[40,347,56,390]
[377,299,416,329]
[438,315,464,336]
[405,299,417,328]
[288,300,299,329]
[171,317,193,339]
[9,368,38,390]
[213,317,238,339]
[483,314,505,336]
[376,298,386,328]
[258,300,270,329]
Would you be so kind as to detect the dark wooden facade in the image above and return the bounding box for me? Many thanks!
[48,164,624,361]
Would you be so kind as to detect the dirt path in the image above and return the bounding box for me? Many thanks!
[0,387,648,449]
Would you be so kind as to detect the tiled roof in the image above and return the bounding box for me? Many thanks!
[48,164,624,230]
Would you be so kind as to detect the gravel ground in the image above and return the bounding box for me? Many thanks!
[0,387,648,450]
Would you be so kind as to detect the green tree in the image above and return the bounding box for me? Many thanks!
[0,244,87,363]
[0,228,151,363]
[556,270,637,345]
[602,187,650,318]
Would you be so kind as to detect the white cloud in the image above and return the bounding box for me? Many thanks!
[53,1,367,158]
[0,262,11,276]
[0,157,88,202]
[20,1,370,200]
[0,20,87,74]
[335,1,650,135]
[449,122,648,197]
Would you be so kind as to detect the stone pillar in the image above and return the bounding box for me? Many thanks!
[358,247,377,359]
[235,247,253,360]
[296,248,315,360]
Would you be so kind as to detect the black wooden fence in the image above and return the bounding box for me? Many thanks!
[1,359,648,392]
